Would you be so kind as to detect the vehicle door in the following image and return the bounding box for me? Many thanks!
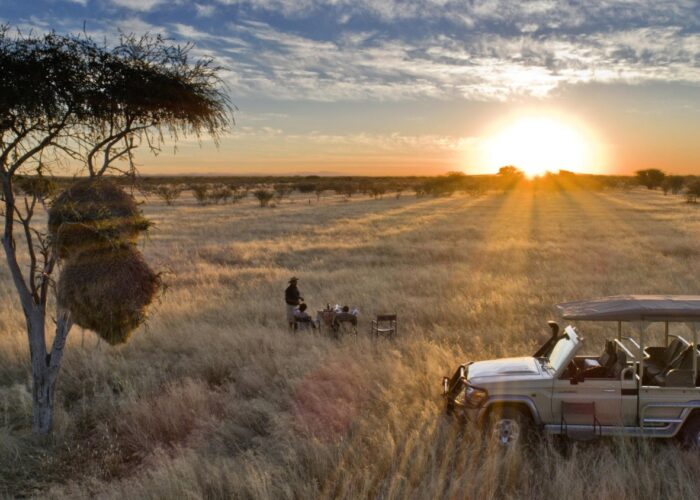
[550,375,623,426]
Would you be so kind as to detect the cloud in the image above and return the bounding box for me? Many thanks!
[216,0,700,26]
[212,19,700,102]
[110,0,164,12]
[195,3,216,17]
[12,1,700,103]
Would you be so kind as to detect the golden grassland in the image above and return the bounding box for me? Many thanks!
[2,187,700,498]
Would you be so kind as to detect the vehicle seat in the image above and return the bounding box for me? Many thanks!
[650,344,694,386]
[581,342,618,378]
[644,338,686,380]
[645,339,687,384]
[583,340,616,370]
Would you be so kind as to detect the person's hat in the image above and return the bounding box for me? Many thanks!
[289,276,299,282]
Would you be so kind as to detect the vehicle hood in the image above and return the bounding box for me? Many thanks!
[468,357,545,383]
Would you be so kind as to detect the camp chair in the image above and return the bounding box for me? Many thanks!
[371,314,397,339]
[332,312,358,339]
[560,401,601,440]
[293,317,317,332]
[317,310,335,335]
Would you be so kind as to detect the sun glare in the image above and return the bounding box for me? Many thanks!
[483,116,597,177]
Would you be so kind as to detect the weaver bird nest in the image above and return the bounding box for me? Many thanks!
[57,244,161,345]
[49,178,150,259]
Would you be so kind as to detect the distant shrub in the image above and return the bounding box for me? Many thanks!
[209,185,233,204]
[334,182,357,198]
[370,185,386,199]
[358,181,374,196]
[497,166,524,191]
[190,184,210,205]
[636,169,666,190]
[254,189,274,207]
[315,185,324,201]
[274,183,293,201]
[685,180,700,204]
[231,187,248,204]
[154,185,182,206]
[295,183,316,194]
[662,176,685,195]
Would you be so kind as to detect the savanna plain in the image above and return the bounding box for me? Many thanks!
[2,186,700,499]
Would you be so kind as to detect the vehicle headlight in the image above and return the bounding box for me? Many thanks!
[464,386,488,408]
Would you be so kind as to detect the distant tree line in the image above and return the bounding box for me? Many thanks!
[635,169,700,203]
[41,169,700,209]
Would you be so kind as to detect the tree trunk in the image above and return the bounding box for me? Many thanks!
[23,308,51,435]
[26,309,72,435]
[32,364,54,435]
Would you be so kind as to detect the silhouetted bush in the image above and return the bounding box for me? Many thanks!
[497,166,525,190]
[231,187,248,204]
[209,185,233,204]
[686,180,700,204]
[154,185,182,206]
[334,182,358,198]
[662,176,685,195]
[636,169,666,190]
[274,183,293,201]
[295,183,316,194]
[190,184,210,205]
[416,172,472,197]
[254,189,274,207]
[370,185,386,199]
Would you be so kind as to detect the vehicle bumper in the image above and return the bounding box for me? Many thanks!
[442,367,483,424]
[446,402,481,423]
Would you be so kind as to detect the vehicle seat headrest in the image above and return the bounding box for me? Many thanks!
[612,350,628,377]
[617,350,627,364]
[605,340,615,355]
[666,338,685,364]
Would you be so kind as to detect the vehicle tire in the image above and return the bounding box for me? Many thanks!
[679,413,700,450]
[486,406,533,448]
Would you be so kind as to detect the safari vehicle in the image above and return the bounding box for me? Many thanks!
[443,295,700,447]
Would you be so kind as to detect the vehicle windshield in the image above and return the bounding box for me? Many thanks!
[547,328,580,372]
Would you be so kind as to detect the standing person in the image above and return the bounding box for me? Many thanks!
[285,277,303,328]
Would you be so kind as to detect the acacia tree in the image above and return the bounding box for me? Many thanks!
[635,169,666,190]
[0,29,230,435]
[78,33,229,177]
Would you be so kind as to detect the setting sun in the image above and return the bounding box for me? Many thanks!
[483,116,599,177]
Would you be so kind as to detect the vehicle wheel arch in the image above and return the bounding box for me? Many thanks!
[678,408,700,447]
[479,400,537,427]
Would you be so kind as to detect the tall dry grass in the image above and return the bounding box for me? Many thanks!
[1,187,700,498]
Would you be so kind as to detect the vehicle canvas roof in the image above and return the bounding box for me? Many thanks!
[556,295,700,322]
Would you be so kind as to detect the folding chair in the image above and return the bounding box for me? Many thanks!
[560,401,601,440]
[371,314,397,339]
[317,310,335,335]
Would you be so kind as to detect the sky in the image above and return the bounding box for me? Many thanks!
[2,0,700,176]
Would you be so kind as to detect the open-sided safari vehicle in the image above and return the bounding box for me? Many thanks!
[443,295,700,447]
